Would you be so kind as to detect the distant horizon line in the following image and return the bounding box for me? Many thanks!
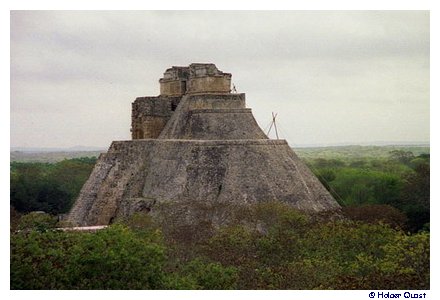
[10,140,430,152]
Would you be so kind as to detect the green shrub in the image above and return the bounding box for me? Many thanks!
[11,225,168,289]
[342,204,408,229]
[172,258,238,289]
[10,203,430,290]
[17,212,57,232]
[330,231,429,289]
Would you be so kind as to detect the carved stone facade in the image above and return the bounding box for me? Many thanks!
[186,63,231,94]
[159,66,189,96]
[132,64,232,139]
[159,63,231,96]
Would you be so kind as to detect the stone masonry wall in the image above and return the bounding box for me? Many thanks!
[135,64,233,140]
[67,139,340,226]
[160,80,187,96]
[131,96,181,139]
[186,93,245,110]
[67,140,156,225]
[187,76,231,94]
[159,63,231,96]
[158,93,260,140]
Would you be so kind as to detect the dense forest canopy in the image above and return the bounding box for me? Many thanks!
[10,145,430,289]
[10,157,97,215]
[11,204,429,290]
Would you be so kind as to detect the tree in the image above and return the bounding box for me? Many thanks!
[400,163,430,232]
[389,150,415,165]
[329,169,403,206]
[10,158,96,215]
[17,212,57,232]
[342,204,407,229]
[316,169,336,191]
[11,225,169,289]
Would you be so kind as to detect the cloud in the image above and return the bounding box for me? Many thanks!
[10,11,429,147]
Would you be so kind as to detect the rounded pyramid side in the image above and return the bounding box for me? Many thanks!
[141,139,341,212]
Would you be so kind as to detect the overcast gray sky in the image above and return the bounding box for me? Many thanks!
[10,10,429,148]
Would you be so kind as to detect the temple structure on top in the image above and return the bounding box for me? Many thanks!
[131,63,233,139]
[159,63,232,96]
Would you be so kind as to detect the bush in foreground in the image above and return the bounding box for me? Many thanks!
[11,225,167,289]
[10,202,429,290]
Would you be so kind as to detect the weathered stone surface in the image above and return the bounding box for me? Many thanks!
[185,93,245,110]
[131,96,180,139]
[68,139,339,226]
[133,64,235,139]
[67,63,340,226]
[158,93,265,140]
[159,63,231,96]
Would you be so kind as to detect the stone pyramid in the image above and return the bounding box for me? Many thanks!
[67,63,340,226]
